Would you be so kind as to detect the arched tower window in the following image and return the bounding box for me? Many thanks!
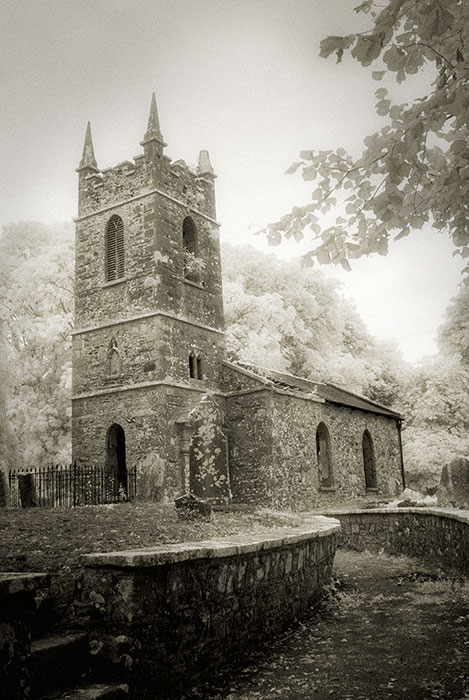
[316,422,333,489]
[189,350,203,380]
[105,215,125,281]
[182,216,199,281]
[362,429,377,489]
[107,337,121,377]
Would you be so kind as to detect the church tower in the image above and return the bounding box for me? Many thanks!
[71,95,227,501]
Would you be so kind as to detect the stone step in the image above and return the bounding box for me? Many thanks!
[42,683,129,699]
[31,632,91,697]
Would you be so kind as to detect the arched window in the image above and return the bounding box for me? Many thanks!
[107,337,121,377]
[362,430,377,489]
[316,422,333,489]
[182,216,199,281]
[105,215,124,281]
[189,350,203,380]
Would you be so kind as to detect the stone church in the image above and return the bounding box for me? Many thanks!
[71,95,405,509]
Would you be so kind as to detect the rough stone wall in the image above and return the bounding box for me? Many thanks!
[76,520,339,698]
[225,390,274,503]
[74,191,224,332]
[222,364,403,509]
[0,573,50,700]
[79,155,215,222]
[72,385,210,500]
[72,316,225,397]
[73,133,225,500]
[326,508,469,574]
[270,395,403,509]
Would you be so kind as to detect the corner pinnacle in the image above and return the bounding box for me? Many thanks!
[77,121,98,172]
[141,92,166,147]
[197,150,216,178]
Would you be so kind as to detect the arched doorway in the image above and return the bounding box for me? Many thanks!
[107,424,127,498]
[362,429,377,489]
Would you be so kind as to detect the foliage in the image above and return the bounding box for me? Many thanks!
[437,282,469,363]
[401,299,469,488]
[0,221,74,466]
[265,0,469,274]
[183,249,206,279]
[222,243,405,407]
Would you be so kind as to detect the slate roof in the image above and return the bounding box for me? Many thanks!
[226,361,403,420]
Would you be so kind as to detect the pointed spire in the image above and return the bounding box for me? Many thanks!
[77,121,98,172]
[197,150,216,178]
[140,93,166,157]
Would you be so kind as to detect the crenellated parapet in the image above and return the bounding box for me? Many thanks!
[77,95,217,220]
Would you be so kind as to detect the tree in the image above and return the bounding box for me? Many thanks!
[222,243,405,406]
[1,222,74,466]
[400,281,469,488]
[437,282,469,363]
[265,0,469,275]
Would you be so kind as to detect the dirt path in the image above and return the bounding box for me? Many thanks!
[203,549,469,700]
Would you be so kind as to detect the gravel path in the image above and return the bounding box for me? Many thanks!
[202,549,469,700]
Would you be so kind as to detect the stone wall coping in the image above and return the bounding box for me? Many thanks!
[81,516,340,569]
[0,572,50,597]
[321,506,469,525]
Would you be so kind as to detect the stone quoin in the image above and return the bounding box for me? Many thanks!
[72,94,405,507]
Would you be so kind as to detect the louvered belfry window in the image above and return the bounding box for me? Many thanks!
[105,215,124,281]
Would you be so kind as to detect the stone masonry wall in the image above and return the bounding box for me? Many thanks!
[72,385,211,500]
[73,316,225,396]
[271,395,403,509]
[76,517,339,699]
[327,508,469,574]
[74,192,224,332]
[222,364,403,509]
[225,389,274,504]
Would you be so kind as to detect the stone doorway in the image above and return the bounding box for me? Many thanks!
[107,423,127,497]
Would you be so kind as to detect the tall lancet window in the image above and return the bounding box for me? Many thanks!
[105,215,125,281]
[362,430,377,489]
[182,216,199,282]
[107,337,122,377]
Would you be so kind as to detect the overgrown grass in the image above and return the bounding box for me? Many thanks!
[0,503,309,626]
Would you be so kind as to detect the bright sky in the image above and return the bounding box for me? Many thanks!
[1,0,464,362]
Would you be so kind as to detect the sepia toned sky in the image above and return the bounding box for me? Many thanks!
[1,0,464,362]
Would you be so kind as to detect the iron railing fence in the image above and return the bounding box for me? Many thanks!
[8,463,137,508]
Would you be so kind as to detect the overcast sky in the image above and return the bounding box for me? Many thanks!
[1,0,464,362]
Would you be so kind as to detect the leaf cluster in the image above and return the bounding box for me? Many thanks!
[267,0,469,275]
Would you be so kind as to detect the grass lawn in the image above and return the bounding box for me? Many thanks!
[0,503,309,627]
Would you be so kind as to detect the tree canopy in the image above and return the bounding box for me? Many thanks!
[265,0,469,275]
[222,243,404,407]
[1,222,74,466]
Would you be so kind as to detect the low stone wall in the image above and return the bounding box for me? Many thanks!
[0,572,50,699]
[324,508,469,574]
[76,517,340,698]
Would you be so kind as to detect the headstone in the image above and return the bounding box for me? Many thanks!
[0,469,9,507]
[438,457,469,507]
[18,474,38,508]
[174,493,213,521]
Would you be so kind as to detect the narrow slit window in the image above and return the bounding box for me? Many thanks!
[189,351,196,378]
[105,215,124,281]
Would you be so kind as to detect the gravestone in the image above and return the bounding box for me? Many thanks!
[18,474,38,508]
[438,457,469,507]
